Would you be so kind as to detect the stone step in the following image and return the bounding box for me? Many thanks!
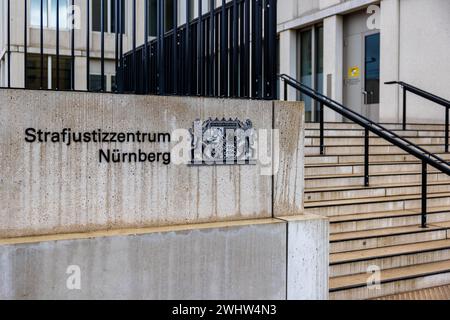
[306,144,445,156]
[330,239,450,278]
[306,192,450,217]
[306,122,447,131]
[305,153,450,166]
[305,181,450,202]
[305,161,437,177]
[305,136,447,146]
[306,129,447,138]
[330,223,450,253]
[305,171,450,189]
[329,208,450,233]
[329,260,450,300]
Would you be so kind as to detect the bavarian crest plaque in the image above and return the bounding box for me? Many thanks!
[190,118,256,165]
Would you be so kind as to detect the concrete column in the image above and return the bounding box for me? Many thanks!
[379,0,400,123]
[10,52,25,88]
[323,15,344,122]
[75,56,87,91]
[279,30,297,101]
[281,214,329,300]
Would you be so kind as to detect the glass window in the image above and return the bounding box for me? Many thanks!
[300,30,313,121]
[315,26,324,121]
[165,0,174,32]
[110,0,126,33]
[148,0,157,37]
[89,74,107,91]
[26,54,72,90]
[26,54,48,89]
[51,56,72,90]
[31,0,69,28]
[31,0,48,27]
[365,33,380,104]
[92,0,108,32]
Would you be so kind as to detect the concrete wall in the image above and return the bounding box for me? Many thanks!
[380,0,450,123]
[279,0,450,124]
[0,216,328,300]
[0,89,305,238]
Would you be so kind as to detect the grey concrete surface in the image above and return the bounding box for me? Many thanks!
[0,219,287,300]
[0,216,329,300]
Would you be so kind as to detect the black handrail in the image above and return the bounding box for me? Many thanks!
[280,74,450,228]
[385,81,450,152]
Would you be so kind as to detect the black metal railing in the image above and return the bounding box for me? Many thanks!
[385,81,450,152]
[0,0,277,100]
[280,74,450,228]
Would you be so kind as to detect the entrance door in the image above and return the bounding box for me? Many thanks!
[344,11,380,122]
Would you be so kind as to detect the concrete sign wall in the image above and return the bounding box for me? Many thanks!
[0,90,304,238]
[0,89,328,300]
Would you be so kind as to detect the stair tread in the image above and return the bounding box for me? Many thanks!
[330,239,450,265]
[305,170,442,180]
[306,180,450,194]
[329,206,450,223]
[330,260,450,291]
[329,223,448,242]
[306,152,450,158]
[307,144,444,148]
[305,191,450,208]
[306,160,422,168]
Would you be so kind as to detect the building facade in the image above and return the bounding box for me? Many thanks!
[0,0,210,91]
[278,0,450,124]
[1,0,449,123]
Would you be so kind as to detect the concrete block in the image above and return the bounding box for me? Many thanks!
[0,219,287,300]
[274,101,305,216]
[279,214,329,300]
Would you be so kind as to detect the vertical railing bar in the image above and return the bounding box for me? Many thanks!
[422,161,428,228]
[7,0,11,88]
[267,0,276,99]
[239,0,245,97]
[186,0,191,95]
[198,0,204,96]
[40,0,44,89]
[263,0,269,99]
[320,103,324,155]
[24,0,28,88]
[56,0,60,90]
[86,0,90,91]
[101,0,105,91]
[232,0,238,97]
[157,0,165,94]
[172,0,178,94]
[446,107,449,153]
[403,86,407,130]
[251,0,262,98]
[156,0,160,93]
[132,0,136,93]
[119,0,123,93]
[144,0,149,94]
[220,0,226,97]
[209,0,214,96]
[364,127,370,186]
[244,0,250,98]
[71,0,75,90]
[214,10,219,96]
[115,0,119,92]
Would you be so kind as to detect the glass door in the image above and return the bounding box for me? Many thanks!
[299,25,323,122]
[364,33,380,106]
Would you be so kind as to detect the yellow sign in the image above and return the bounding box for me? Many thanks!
[348,66,360,78]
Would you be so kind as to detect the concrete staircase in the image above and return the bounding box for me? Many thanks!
[305,122,450,300]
